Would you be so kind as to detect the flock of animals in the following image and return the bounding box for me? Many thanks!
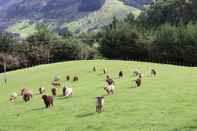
[9,66,157,113]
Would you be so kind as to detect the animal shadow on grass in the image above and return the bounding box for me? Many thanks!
[20,107,45,116]
[31,107,45,111]
[56,95,70,100]
[76,112,95,118]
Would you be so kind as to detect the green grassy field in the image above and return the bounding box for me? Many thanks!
[0,60,197,131]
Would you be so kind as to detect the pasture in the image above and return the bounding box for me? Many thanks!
[0,60,197,131]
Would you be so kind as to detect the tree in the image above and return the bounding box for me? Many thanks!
[0,32,16,52]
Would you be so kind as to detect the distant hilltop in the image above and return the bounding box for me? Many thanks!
[123,0,154,8]
[0,0,150,38]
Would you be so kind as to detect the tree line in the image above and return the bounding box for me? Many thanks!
[99,0,197,65]
[1,0,197,72]
[0,26,99,72]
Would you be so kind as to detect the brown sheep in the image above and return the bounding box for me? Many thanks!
[23,93,32,102]
[93,66,96,72]
[20,88,33,102]
[134,78,142,87]
[96,96,104,113]
[51,87,57,96]
[21,88,27,96]
[42,95,53,108]
[66,75,70,81]
[119,71,123,78]
[151,69,157,77]
[23,90,33,102]
[73,76,79,82]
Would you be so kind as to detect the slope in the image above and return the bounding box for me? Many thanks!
[0,60,197,131]
[65,0,141,33]
[5,0,141,38]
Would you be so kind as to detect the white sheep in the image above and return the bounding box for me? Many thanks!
[63,87,73,97]
[10,92,17,103]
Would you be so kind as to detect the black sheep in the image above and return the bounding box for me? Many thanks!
[42,95,53,108]
[119,71,123,78]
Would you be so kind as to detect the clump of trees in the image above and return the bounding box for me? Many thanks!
[99,0,197,66]
[1,0,197,72]
[0,25,99,72]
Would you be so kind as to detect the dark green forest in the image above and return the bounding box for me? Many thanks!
[1,0,197,72]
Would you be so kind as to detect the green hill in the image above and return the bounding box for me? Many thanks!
[6,0,141,38]
[65,0,141,33]
[0,60,197,131]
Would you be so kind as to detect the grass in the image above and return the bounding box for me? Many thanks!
[0,60,197,131]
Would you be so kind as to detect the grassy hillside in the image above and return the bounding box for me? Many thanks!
[0,60,197,131]
[6,0,141,38]
[65,0,141,33]
[6,20,36,38]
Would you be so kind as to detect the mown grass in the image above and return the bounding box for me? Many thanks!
[0,60,197,131]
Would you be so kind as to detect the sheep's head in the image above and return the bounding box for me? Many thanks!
[42,95,47,100]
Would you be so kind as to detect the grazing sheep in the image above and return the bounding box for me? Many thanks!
[20,88,33,102]
[10,92,17,103]
[23,93,32,102]
[96,96,104,113]
[104,84,115,95]
[73,76,79,82]
[106,75,114,85]
[63,86,73,97]
[103,68,107,74]
[119,71,123,78]
[93,66,96,72]
[66,75,70,81]
[134,78,142,87]
[23,90,33,102]
[21,88,27,96]
[139,73,144,79]
[151,69,157,77]
[39,86,46,94]
[51,87,57,96]
[133,69,141,77]
[104,75,115,95]
[42,95,53,108]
